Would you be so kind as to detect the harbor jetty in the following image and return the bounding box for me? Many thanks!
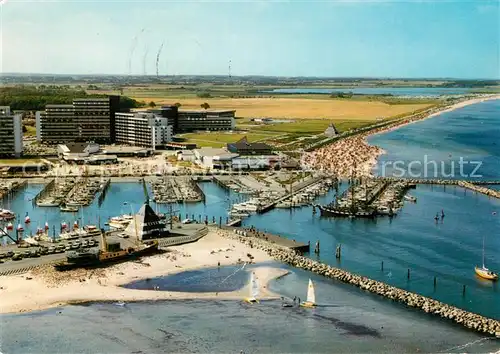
[151,177,205,203]
[0,179,26,199]
[216,227,500,337]
[319,179,415,218]
[35,179,76,207]
[458,181,500,200]
[64,178,111,207]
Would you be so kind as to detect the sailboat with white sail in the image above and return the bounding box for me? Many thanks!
[244,272,260,303]
[475,236,498,281]
[300,279,317,308]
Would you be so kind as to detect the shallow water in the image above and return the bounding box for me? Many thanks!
[123,265,251,293]
[1,266,499,353]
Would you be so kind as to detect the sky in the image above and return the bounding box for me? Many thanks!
[0,0,499,79]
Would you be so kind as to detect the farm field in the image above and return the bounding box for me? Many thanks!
[132,97,432,120]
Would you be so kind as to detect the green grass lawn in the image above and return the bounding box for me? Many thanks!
[0,158,43,165]
[24,125,37,136]
[179,131,281,148]
[248,119,374,134]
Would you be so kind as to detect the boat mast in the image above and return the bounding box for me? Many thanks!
[482,236,485,268]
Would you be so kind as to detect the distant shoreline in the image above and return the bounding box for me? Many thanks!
[363,94,500,175]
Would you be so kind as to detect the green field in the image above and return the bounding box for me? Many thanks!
[0,158,43,165]
[247,119,374,134]
[180,132,282,148]
[24,126,37,136]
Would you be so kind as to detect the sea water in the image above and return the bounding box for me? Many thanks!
[1,266,499,353]
[368,100,500,180]
[1,182,499,319]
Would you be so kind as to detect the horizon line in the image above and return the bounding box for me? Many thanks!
[1,73,499,82]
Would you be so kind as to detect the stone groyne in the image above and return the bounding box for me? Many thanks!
[458,181,500,200]
[216,227,500,337]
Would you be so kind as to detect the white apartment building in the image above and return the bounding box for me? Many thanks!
[0,106,23,157]
[115,112,173,149]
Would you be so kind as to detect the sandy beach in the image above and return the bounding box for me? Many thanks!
[0,230,288,314]
[304,94,500,178]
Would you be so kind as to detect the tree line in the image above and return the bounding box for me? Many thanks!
[0,86,144,111]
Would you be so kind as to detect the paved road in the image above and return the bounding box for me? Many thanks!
[0,230,209,277]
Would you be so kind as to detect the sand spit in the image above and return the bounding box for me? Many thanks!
[216,228,500,337]
[0,231,286,314]
[305,95,500,178]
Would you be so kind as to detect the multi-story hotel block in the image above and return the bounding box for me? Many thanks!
[37,96,119,144]
[176,109,235,132]
[0,106,23,157]
[36,97,236,150]
[115,112,172,149]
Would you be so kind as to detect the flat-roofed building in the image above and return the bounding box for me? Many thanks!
[177,109,235,132]
[115,112,172,149]
[73,97,118,143]
[37,96,120,144]
[0,106,23,157]
[193,147,239,169]
[40,104,75,144]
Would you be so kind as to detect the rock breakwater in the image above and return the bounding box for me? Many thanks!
[458,181,500,200]
[216,227,500,337]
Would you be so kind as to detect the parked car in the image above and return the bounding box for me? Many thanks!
[48,247,56,254]
[6,251,14,257]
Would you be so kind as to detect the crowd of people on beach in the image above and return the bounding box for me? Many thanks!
[301,103,450,177]
[302,135,383,178]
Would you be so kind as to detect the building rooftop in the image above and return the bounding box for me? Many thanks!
[73,98,110,102]
[46,104,74,108]
[179,109,236,114]
[227,136,272,152]
[196,147,239,159]
[102,145,152,153]
[59,142,98,154]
